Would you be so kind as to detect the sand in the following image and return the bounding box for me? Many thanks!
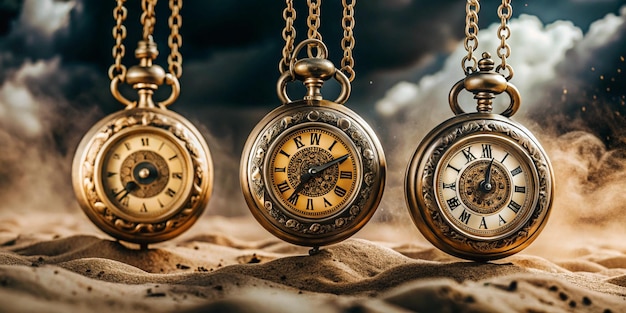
[0,211,625,313]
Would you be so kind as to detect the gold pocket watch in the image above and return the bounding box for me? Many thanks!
[405,1,554,261]
[241,1,385,252]
[72,0,213,246]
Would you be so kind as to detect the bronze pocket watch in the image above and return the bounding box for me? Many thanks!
[72,0,213,245]
[241,1,386,251]
[405,1,554,261]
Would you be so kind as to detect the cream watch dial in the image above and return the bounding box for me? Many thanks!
[98,129,190,222]
[436,138,534,239]
[267,125,360,219]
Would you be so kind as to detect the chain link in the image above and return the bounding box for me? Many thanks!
[306,0,322,58]
[140,0,157,40]
[108,0,128,80]
[341,0,356,82]
[462,0,480,75]
[280,0,296,74]
[168,0,183,78]
[496,0,513,80]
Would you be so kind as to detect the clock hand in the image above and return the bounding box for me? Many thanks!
[116,181,139,201]
[480,159,494,192]
[309,154,350,174]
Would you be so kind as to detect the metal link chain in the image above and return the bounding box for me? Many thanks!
[279,0,296,74]
[109,0,182,81]
[108,0,128,80]
[462,0,480,75]
[496,0,513,80]
[141,0,157,40]
[168,0,183,78]
[340,0,356,82]
[307,0,322,57]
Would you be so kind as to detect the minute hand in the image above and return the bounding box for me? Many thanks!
[310,154,350,174]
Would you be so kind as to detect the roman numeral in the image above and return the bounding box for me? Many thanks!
[306,198,314,210]
[501,152,510,163]
[514,185,526,193]
[124,142,131,151]
[107,172,117,178]
[140,203,148,212]
[510,166,522,176]
[340,171,353,179]
[158,142,165,151]
[499,214,507,226]
[172,172,183,179]
[328,140,338,151]
[288,193,299,205]
[293,136,305,149]
[508,200,521,214]
[275,167,286,173]
[279,150,291,158]
[323,197,332,208]
[446,197,461,210]
[443,182,456,191]
[481,144,492,159]
[112,153,121,160]
[157,199,164,208]
[461,147,477,163]
[169,154,179,161]
[334,186,347,197]
[166,188,176,197]
[459,210,471,224]
[120,196,129,207]
[479,217,488,229]
[141,138,149,146]
[447,164,461,173]
[310,133,322,146]
[277,181,291,193]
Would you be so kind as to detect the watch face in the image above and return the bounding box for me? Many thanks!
[240,101,386,247]
[266,124,361,220]
[405,114,553,260]
[97,128,192,222]
[435,135,534,240]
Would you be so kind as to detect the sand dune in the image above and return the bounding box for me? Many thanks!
[1,213,625,313]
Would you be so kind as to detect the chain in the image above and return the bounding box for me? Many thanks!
[140,0,157,40]
[496,0,513,80]
[280,0,296,74]
[108,0,128,80]
[279,0,356,81]
[462,0,480,75]
[109,0,183,81]
[340,0,356,82]
[306,0,322,57]
[168,0,183,78]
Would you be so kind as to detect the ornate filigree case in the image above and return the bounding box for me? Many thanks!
[405,54,554,261]
[72,39,213,245]
[241,40,386,249]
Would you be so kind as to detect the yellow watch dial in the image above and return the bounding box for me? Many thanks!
[97,129,191,222]
[267,125,360,219]
[436,137,534,239]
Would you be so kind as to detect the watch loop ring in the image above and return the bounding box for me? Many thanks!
[448,78,521,118]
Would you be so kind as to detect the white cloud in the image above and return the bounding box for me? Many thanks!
[19,0,76,37]
[375,14,584,123]
[0,58,61,136]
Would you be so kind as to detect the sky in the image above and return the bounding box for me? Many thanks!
[0,0,625,241]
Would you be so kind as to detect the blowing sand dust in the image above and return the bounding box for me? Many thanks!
[1,131,626,313]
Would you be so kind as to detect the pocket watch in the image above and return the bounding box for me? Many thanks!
[72,3,213,246]
[405,54,554,261]
[240,40,386,250]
